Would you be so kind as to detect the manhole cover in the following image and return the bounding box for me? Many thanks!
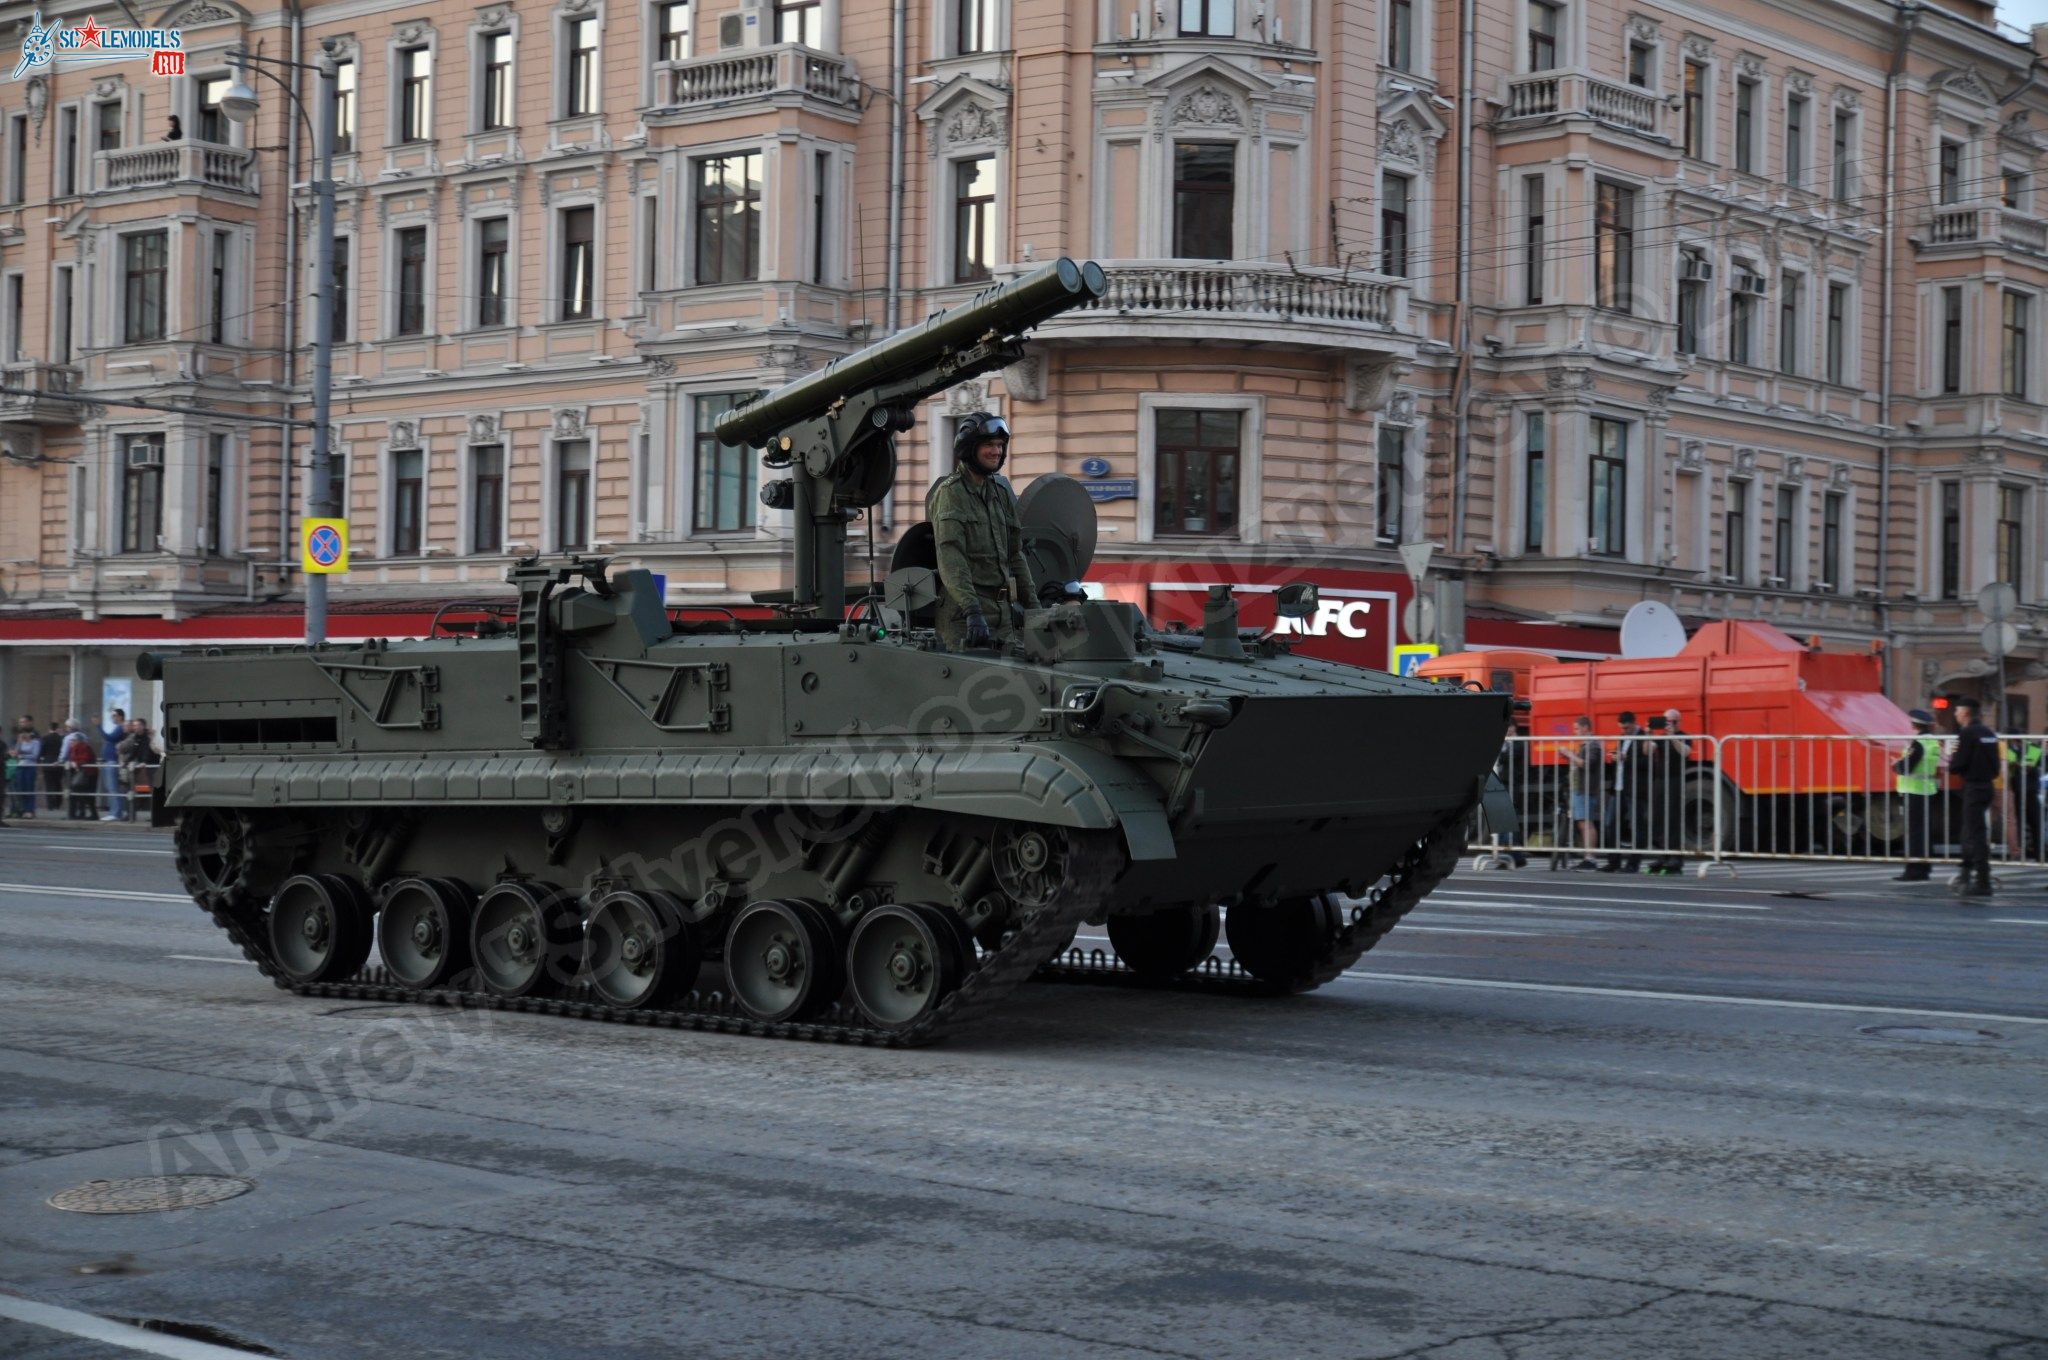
[48,1175,255,1215]
[1856,1024,2002,1046]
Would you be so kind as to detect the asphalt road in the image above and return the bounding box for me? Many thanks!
[0,822,2043,1360]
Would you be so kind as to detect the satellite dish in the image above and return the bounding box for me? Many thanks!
[1017,473,1098,591]
[883,567,941,628]
[1620,601,1688,658]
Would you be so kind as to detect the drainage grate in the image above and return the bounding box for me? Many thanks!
[1856,1024,2003,1047]
[47,1175,255,1215]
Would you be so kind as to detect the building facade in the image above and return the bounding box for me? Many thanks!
[0,0,2044,726]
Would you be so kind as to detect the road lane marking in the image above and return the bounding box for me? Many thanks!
[8,843,173,855]
[167,954,255,965]
[1988,918,2048,926]
[0,1292,275,1360]
[0,882,189,903]
[1338,971,2048,1026]
[1431,892,1770,912]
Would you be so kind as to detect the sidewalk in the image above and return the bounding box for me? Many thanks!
[0,810,163,833]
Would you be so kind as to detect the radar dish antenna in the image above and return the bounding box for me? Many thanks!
[1017,473,1098,592]
[1619,600,1688,658]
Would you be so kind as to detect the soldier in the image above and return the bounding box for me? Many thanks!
[925,411,1036,650]
[1891,708,1943,882]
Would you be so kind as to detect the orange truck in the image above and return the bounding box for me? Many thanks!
[1419,621,1920,852]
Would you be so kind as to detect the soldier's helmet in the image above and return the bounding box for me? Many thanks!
[953,411,1012,468]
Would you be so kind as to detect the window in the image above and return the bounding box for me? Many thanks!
[196,75,230,144]
[1155,408,1242,538]
[1938,481,1961,600]
[57,105,79,196]
[122,231,167,343]
[1386,0,1413,71]
[399,46,432,143]
[1825,281,1849,384]
[2003,166,2028,210]
[1938,140,1962,206]
[564,16,599,116]
[478,217,509,327]
[1677,251,1705,356]
[391,449,424,557]
[1523,175,1545,305]
[1821,490,1844,592]
[775,0,823,44]
[2005,290,2030,400]
[953,155,996,283]
[330,237,351,342]
[1729,282,1756,366]
[5,114,25,202]
[1172,143,1235,260]
[1724,480,1749,580]
[333,59,357,153]
[810,152,828,284]
[1375,425,1405,545]
[1785,94,1807,188]
[657,1,690,62]
[1594,181,1634,312]
[1831,108,1854,202]
[120,434,165,554]
[470,445,505,553]
[1589,418,1627,556]
[957,0,997,54]
[1527,0,1558,71]
[560,206,595,321]
[209,230,230,345]
[693,152,761,285]
[1773,484,1797,582]
[395,226,428,336]
[556,440,591,551]
[95,100,122,152]
[203,434,227,555]
[1524,413,1546,553]
[694,392,759,532]
[1778,270,1802,375]
[1627,40,1653,88]
[1940,285,1963,395]
[644,194,663,294]
[1996,486,2026,595]
[1681,61,1706,159]
[1734,78,1756,174]
[1180,0,1235,38]
[53,265,73,365]
[1381,173,1411,277]
[480,31,513,130]
[3,275,20,361]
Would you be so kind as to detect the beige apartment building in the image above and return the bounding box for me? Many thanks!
[1,0,2045,727]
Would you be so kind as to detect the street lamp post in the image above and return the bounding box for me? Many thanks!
[223,50,338,646]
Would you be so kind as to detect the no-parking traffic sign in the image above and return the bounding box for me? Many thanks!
[302,518,349,574]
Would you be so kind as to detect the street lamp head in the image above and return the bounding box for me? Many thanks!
[221,80,261,124]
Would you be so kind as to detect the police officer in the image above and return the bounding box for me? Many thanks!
[925,412,1036,650]
[1948,697,1999,897]
[1892,708,1942,882]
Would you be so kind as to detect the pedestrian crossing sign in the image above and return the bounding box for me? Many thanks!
[302,518,349,574]
[1393,643,1439,676]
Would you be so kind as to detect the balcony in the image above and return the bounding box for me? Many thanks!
[93,142,259,195]
[0,362,83,426]
[1499,69,1666,141]
[1921,201,2048,256]
[1024,261,1411,350]
[652,44,860,120]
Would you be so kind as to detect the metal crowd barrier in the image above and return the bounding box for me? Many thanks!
[1471,732,2048,874]
[1,759,160,822]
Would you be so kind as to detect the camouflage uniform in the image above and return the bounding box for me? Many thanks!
[926,468,1036,649]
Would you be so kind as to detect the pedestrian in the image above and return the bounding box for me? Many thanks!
[1892,708,1943,882]
[59,720,97,819]
[9,721,42,818]
[1947,697,1999,897]
[1643,714,1684,873]
[1603,711,1646,872]
[39,719,63,813]
[98,707,126,822]
[117,719,155,822]
[1561,715,1603,870]
[0,730,12,828]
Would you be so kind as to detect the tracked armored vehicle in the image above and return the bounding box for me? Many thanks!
[155,258,1511,1045]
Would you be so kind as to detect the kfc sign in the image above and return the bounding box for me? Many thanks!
[1274,598,1379,640]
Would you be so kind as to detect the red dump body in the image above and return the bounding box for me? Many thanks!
[1427,622,1918,795]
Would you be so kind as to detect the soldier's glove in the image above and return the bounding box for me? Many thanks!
[1010,602,1026,630]
[963,608,994,649]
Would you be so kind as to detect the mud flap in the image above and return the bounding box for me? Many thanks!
[1479,772,1518,840]
[1116,806,1177,862]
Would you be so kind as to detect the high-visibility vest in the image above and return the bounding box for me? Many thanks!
[1897,736,1942,796]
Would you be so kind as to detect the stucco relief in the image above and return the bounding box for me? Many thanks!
[945,381,989,415]
[552,408,588,439]
[1733,447,1759,476]
[1171,84,1245,130]
[24,77,46,142]
[389,420,421,450]
[1344,356,1413,412]
[1379,119,1421,163]
[1624,14,1660,43]
[941,101,1007,149]
[468,414,499,444]
[1679,441,1707,471]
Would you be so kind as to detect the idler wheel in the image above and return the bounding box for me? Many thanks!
[1223,894,1345,991]
[584,889,698,1010]
[991,824,1071,909]
[377,878,475,991]
[1107,903,1222,982]
[268,874,374,985]
[177,808,291,909]
[724,900,843,1023]
[847,905,962,1030]
[470,881,581,999]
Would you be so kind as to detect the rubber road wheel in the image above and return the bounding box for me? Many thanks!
[724,899,843,1023]
[1224,895,1342,990]
[377,878,475,991]
[847,904,961,1030]
[584,890,697,1010]
[1108,903,1222,982]
[269,874,374,985]
[470,882,581,999]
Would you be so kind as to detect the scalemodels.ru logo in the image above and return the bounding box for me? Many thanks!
[12,11,187,81]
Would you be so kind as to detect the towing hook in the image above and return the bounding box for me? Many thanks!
[1179,699,1235,728]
